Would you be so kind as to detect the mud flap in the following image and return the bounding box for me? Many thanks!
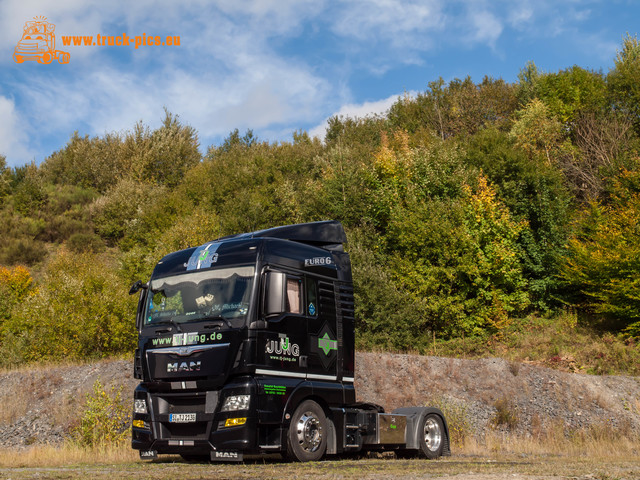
[211,450,243,462]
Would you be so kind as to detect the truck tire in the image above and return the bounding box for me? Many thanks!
[419,413,444,459]
[286,400,327,462]
[39,52,53,64]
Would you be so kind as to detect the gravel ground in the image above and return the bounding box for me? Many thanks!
[355,353,640,437]
[0,353,639,448]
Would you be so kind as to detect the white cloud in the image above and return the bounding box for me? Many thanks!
[332,0,444,42]
[0,0,628,166]
[464,9,503,48]
[309,93,403,140]
[0,95,34,166]
[507,4,534,27]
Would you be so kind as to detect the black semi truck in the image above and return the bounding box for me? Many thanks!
[129,220,450,462]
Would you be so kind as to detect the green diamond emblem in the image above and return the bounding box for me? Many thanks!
[318,333,337,355]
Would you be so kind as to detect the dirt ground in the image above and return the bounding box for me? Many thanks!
[0,455,638,480]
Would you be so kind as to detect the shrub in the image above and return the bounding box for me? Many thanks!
[2,249,137,363]
[67,233,105,253]
[71,380,130,447]
[492,397,519,430]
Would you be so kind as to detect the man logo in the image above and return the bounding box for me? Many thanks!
[213,451,242,461]
[167,361,201,373]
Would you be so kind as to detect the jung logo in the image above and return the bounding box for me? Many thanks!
[265,335,300,357]
[167,361,201,373]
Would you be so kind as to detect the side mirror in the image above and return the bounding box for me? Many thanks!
[129,280,148,295]
[265,272,285,316]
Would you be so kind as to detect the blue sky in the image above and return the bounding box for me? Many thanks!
[0,0,636,167]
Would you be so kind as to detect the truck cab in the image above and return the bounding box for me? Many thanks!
[130,221,449,461]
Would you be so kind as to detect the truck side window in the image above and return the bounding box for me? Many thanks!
[286,277,302,314]
[305,277,317,317]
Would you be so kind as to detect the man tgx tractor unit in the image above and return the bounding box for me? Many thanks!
[130,220,450,462]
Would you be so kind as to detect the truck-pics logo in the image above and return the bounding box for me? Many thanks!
[265,334,300,361]
[14,16,70,64]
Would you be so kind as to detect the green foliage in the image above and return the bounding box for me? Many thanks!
[0,265,34,328]
[67,232,105,254]
[608,34,640,133]
[388,76,518,139]
[42,110,200,191]
[41,131,123,193]
[464,128,571,309]
[90,179,168,246]
[559,195,640,333]
[1,249,137,363]
[534,66,607,124]
[3,35,640,364]
[348,226,425,351]
[509,99,565,163]
[71,380,130,447]
[12,164,48,216]
[122,110,201,188]
[387,175,530,337]
[0,155,11,203]
[516,61,541,105]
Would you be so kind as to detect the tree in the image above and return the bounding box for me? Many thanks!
[510,99,564,164]
[608,34,640,132]
[534,66,607,124]
[559,195,640,335]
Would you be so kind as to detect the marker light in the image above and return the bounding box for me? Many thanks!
[224,417,247,427]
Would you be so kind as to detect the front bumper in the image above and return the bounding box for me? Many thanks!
[131,378,276,458]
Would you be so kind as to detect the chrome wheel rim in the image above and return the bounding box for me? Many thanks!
[295,411,322,452]
[424,417,442,452]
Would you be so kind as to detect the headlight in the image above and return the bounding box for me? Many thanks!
[134,399,148,414]
[221,395,250,411]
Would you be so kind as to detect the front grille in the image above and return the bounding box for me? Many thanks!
[151,391,218,441]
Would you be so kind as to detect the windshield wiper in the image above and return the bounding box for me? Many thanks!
[202,315,232,329]
[153,318,182,332]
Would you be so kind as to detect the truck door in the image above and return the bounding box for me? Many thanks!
[260,272,338,380]
[261,272,307,377]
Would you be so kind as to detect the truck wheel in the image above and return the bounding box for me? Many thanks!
[286,400,327,462]
[13,53,24,63]
[40,52,53,64]
[58,52,70,64]
[419,414,444,459]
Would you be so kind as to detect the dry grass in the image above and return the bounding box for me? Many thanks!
[431,314,640,376]
[0,433,637,473]
[459,424,640,459]
[0,443,138,468]
[0,354,134,375]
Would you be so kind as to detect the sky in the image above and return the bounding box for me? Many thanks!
[0,0,637,167]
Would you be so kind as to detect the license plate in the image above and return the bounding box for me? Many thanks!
[169,413,196,423]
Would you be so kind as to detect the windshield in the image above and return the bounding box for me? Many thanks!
[144,265,255,326]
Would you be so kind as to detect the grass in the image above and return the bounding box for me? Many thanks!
[427,312,640,376]
[0,440,638,480]
[0,418,637,469]
[0,443,138,468]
